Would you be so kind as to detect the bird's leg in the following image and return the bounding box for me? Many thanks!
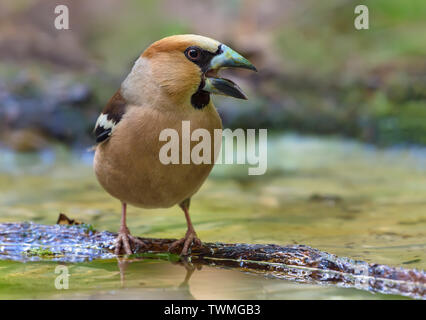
[114,202,148,255]
[169,198,202,256]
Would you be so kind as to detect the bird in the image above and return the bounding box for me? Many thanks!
[93,34,256,256]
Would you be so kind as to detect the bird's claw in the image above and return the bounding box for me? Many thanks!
[169,229,202,256]
[114,231,148,255]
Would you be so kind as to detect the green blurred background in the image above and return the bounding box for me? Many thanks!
[0,0,425,299]
[1,0,425,150]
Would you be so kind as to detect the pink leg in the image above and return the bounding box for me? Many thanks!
[114,202,147,255]
[169,199,202,256]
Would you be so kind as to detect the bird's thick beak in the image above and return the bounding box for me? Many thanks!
[203,44,257,100]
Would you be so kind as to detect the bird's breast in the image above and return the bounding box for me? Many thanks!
[94,103,222,209]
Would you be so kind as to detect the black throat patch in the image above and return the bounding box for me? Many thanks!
[191,78,210,109]
[191,89,210,109]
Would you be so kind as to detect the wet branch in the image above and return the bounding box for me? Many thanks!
[0,214,424,299]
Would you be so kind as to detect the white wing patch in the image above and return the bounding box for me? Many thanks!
[95,90,127,143]
[95,113,117,143]
[96,114,116,130]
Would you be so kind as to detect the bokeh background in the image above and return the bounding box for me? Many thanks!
[0,0,425,299]
[1,0,425,150]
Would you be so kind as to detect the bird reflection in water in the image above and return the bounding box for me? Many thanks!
[116,256,202,299]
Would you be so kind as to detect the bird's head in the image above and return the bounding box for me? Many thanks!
[122,34,256,109]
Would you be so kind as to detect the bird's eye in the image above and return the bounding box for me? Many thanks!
[186,48,201,61]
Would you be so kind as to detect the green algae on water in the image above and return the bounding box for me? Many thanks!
[24,247,57,258]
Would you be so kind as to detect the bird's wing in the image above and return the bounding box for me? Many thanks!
[94,90,127,143]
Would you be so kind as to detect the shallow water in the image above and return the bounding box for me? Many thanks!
[0,134,425,299]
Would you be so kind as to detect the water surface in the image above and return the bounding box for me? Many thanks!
[0,134,425,299]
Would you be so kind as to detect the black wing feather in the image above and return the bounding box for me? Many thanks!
[95,127,112,143]
[94,90,127,143]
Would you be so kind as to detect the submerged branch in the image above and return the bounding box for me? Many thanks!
[0,215,424,299]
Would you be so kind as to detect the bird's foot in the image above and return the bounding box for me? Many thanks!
[114,227,148,255]
[169,228,202,256]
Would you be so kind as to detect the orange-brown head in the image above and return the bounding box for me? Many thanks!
[121,34,256,109]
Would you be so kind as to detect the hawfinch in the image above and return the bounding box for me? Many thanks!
[93,34,256,256]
